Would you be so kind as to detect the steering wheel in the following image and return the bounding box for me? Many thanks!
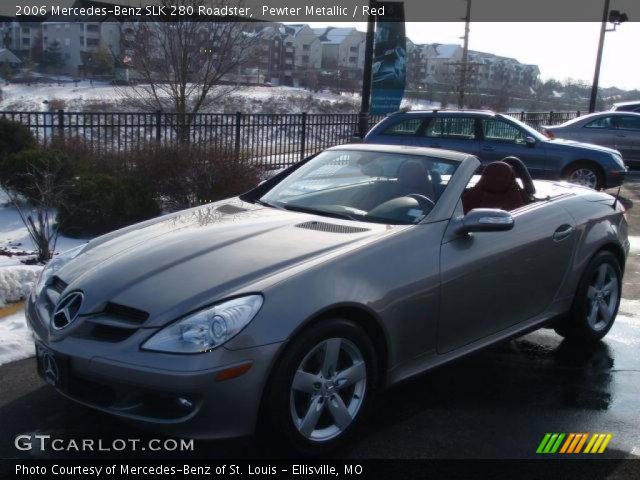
[405,194,435,211]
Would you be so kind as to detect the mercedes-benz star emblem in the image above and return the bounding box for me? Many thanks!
[42,353,58,386]
[52,292,84,330]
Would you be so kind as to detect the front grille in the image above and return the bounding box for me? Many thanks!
[73,303,150,343]
[296,221,370,234]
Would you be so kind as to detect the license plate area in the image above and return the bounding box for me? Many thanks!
[36,343,69,389]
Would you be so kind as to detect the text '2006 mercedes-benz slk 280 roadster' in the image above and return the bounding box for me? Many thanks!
[26,144,629,454]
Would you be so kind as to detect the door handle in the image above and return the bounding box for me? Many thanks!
[481,146,495,152]
[553,224,574,241]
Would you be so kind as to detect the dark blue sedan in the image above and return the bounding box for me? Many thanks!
[364,110,627,190]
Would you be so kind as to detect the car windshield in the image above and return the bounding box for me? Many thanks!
[260,150,459,225]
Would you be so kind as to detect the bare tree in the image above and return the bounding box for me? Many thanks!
[118,0,257,141]
[0,158,68,263]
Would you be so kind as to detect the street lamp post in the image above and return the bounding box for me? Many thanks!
[588,0,628,113]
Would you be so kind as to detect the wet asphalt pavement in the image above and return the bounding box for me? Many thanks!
[1,177,639,460]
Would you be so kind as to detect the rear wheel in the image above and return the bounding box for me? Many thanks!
[262,318,376,455]
[563,162,604,190]
[555,251,621,342]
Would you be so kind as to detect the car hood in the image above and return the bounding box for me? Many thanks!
[56,200,389,326]
[546,138,620,155]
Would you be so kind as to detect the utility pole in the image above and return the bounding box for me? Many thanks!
[457,0,472,109]
[358,1,376,139]
[589,0,610,113]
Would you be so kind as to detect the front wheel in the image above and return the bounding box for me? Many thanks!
[563,163,604,190]
[262,318,377,455]
[555,251,621,342]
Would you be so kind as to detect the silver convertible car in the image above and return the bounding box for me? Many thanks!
[27,145,629,454]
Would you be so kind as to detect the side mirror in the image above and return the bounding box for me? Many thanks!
[455,208,514,235]
[525,136,536,147]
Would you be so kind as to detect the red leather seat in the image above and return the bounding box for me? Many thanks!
[461,161,527,214]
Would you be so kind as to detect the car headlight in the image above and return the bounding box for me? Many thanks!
[141,295,263,353]
[34,244,86,297]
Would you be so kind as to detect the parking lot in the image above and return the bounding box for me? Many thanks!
[0,176,638,460]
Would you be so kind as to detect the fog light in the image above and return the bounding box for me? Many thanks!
[177,397,193,409]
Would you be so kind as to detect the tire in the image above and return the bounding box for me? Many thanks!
[563,162,604,190]
[261,318,377,456]
[555,251,621,342]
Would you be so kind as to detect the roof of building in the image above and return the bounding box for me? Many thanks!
[313,27,362,44]
[0,48,22,64]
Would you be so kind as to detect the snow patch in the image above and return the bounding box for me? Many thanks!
[0,265,42,307]
[0,310,34,366]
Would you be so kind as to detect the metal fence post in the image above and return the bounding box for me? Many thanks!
[234,111,241,160]
[549,110,554,125]
[155,110,162,143]
[300,112,307,162]
[577,110,581,117]
[57,109,64,138]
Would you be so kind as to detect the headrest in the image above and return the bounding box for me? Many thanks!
[477,161,518,194]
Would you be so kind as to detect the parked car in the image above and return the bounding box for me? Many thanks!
[27,145,629,453]
[542,111,640,168]
[611,101,640,113]
[364,110,627,190]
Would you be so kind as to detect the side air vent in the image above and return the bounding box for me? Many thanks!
[50,276,68,294]
[104,302,149,324]
[296,221,369,234]
[216,204,248,214]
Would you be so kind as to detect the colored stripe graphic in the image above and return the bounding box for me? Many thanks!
[537,433,613,454]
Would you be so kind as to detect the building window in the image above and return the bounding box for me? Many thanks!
[22,37,30,46]
[350,46,358,52]
[87,38,99,47]
[87,24,99,33]
[302,55,309,63]
[64,38,70,46]
[349,56,357,63]
[302,44,310,51]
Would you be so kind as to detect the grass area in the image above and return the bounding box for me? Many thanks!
[0,302,24,318]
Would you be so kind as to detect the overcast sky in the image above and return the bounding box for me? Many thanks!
[304,22,640,91]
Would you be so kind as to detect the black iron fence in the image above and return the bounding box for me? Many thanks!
[0,110,581,168]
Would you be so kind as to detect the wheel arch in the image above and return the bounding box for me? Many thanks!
[595,241,627,275]
[255,303,390,432]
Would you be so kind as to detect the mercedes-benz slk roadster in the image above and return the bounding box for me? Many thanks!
[27,145,629,453]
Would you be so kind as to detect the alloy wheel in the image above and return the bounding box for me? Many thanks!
[289,337,367,442]
[586,263,619,331]
[568,168,598,189]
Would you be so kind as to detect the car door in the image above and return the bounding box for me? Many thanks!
[613,115,640,164]
[478,117,548,177]
[438,199,576,354]
[580,116,618,150]
[420,115,480,156]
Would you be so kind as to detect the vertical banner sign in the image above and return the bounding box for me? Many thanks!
[370,2,406,115]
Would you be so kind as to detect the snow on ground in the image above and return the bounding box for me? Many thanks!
[0,309,34,366]
[0,80,438,113]
[0,81,362,112]
[0,189,87,305]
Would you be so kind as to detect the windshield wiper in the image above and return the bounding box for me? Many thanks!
[279,204,359,221]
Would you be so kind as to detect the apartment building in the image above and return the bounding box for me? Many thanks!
[41,17,120,76]
[407,42,540,93]
[0,21,43,58]
[284,24,322,87]
[312,27,365,77]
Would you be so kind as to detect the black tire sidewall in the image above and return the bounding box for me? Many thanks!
[561,251,621,341]
[263,318,377,456]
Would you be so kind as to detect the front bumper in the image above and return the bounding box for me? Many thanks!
[605,168,627,188]
[27,298,282,439]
